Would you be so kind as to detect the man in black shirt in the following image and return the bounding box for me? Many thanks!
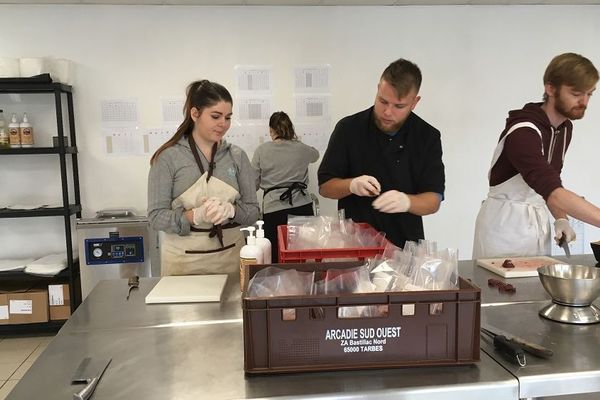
[318,58,445,247]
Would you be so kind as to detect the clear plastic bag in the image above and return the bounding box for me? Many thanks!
[368,240,458,293]
[286,216,385,250]
[405,243,459,292]
[247,266,315,298]
[323,265,374,295]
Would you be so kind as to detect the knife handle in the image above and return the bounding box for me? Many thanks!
[73,377,99,400]
[494,335,527,366]
[509,337,554,359]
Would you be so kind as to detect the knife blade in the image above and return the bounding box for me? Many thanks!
[72,357,111,400]
[482,324,553,359]
[558,233,571,258]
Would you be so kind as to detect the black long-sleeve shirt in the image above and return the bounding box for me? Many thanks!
[318,107,445,247]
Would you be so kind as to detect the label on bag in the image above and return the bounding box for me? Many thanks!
[9,300,32,314]
[48,285,65,306]
[0,305,8,320]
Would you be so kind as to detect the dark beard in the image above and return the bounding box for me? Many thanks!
[555,93,586,120]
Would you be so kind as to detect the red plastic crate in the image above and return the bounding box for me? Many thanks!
[277,223,391,263]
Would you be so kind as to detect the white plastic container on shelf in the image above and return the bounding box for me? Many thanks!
[8,113,20,148]
[19,113,34,147]
[239,227,263,291]
[47,58,73,85]
[0,58,20,77]
[19,57,47,77]
[255,220,272,264]
[0,109,8,148]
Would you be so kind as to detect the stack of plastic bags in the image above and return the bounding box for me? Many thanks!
[247,239,458,297]
[0,252,77,277]
[24,253,75,276]
[286,215,386,250]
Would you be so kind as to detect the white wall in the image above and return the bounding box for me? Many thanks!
[1,4,600,259]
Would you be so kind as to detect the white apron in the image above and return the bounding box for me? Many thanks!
[473,122,554,259]
[161,148,245,277]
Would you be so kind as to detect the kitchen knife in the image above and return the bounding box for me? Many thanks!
[482,324,553,359]
[71,357,112,400]
[481,328,526,366]
[558,233,571,258]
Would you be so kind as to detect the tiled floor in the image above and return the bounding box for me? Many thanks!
[0,335,54,400]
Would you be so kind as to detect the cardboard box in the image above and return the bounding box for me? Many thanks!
[7,286,49,325]
[0,294,9,325]
[48,284,71,321]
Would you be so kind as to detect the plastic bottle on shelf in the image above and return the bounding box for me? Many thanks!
[8,113,20,148]
[239,227,263,291]
[255,220,272,264]
[0,109,9,148]
[19,113,34,148]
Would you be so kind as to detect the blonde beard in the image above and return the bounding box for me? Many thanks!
[374,114,405,133]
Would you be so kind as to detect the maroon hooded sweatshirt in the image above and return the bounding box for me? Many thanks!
[489,102,572,200]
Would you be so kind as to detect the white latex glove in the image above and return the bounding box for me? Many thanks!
[192,203,210,225]
[202,197,221,212]
[554,218,576,244]
[191,197,225,225]
[349,175,381,197]
[205,201,235,225]
[372,190,411,213]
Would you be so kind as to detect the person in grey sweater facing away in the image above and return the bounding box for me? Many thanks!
[252,111,319,262]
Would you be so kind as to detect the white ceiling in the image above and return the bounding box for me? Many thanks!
[2,0,600,5]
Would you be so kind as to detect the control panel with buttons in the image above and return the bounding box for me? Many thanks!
[85,235,145,265]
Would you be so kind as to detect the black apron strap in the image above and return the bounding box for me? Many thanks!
[188,134,217,182]
[263,182,308,206]
[187,134,225,247]
[190,222,241,248]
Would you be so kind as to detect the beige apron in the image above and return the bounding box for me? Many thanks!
[473,122,555,259]
[161,141,244,277]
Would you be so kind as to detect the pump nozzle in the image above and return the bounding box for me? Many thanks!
[255,220,265,238]
[240,226,257,245]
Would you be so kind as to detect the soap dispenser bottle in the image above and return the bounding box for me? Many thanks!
[0,109,8,149]
[19,113,34,148]
[239,227,263,291]
[8,113,20,148]
[255,220,272,264]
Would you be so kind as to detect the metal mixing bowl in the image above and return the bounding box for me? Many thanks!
[591,241,600,263]
[537,264,600,306]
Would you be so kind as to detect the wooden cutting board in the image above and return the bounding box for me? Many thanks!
[476,256,563,278]
[145,274,228,304]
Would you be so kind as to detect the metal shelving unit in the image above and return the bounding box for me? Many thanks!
[0,81,82,334]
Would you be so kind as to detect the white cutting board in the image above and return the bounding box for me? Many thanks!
[145,275,228,304]
[477,256,563,278]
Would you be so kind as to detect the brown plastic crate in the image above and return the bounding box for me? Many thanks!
[243,262,481,374]
[277,223,391,263]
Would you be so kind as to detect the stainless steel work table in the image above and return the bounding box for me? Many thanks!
[8,255,599,399]
[8,277,518,400]
[460,254,600,399]
[62,254,593,334]
[458,254,596,305]
[481,302,600,399]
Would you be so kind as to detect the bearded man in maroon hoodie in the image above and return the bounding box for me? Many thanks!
[473,53,600,258]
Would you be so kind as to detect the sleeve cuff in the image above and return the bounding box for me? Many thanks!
[179,211,191,236]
